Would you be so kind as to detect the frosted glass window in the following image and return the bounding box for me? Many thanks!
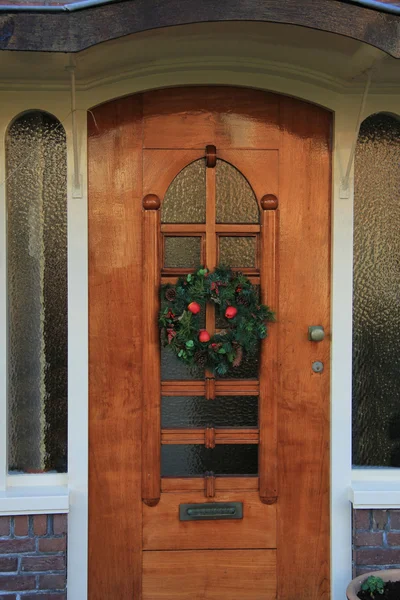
[7,111,68,473]
[352,113,400,466]
[161,159,206,224]
[164,236,201,269]
[216,159,259,224]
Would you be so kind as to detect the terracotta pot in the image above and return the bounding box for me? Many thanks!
[346,569,400,600]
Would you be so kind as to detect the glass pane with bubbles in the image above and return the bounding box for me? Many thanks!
[161,159,206,224]
[7,111,68,473]
[353,113,400,467]
[219,236,256,268]
[216,160,259,224]
[164,236,201,269]
[161,346,204,380]
[161,444,258,476]
[162,396,258,428]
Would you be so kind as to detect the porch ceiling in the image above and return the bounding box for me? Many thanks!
[0,22,398,93]
[0,0,399,57]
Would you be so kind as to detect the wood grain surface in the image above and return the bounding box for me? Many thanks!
[143,549,276,600]
[277,95,331,600]
[88,87,331,600]
[88,95,143,600]
[3,0,398,57]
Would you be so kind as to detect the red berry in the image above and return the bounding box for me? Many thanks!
[225,306,238,319]
[199,330,210,343]
[188,302,201,315]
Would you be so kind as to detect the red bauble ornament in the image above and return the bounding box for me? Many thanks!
[225,306,238,319]
[188,301,201,315]
[199,329,210,343]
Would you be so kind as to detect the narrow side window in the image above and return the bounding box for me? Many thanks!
[7,111,68,473]
[353,113,400,466]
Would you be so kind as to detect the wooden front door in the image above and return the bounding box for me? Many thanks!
[88,87,331,600]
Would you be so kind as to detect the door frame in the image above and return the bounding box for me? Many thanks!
[3,56,396,598]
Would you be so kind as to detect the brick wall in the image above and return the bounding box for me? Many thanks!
[353,509,400,577]
[0,515,67,599]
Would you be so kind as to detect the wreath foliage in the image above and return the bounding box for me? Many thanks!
[159,266,275,376]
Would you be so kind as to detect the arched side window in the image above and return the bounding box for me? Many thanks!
[353,113,400,467]
[6,111,68,473]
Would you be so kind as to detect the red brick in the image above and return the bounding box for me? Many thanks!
[21,555,65,572]
[24,595,66,600]
[373,510,388,530]
[356,548,400,565]
[39,538,66,552]
[390,511,400,530]
[0,518,10,537]
[387,532,400,546]
[354,510,370,530]
[33,515,48,536]
[14,516,29,537]
[53,515,67,535]
[354,531,383,547]
[39,573,66,589]
[0,539,35,554]
[0,574,36,591]
[0,595,17,600]
[0,557,18,571]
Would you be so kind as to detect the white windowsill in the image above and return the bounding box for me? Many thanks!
[0,486,69,515]
[350,481,400,509]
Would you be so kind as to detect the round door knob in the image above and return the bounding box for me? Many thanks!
[308,326,325,342]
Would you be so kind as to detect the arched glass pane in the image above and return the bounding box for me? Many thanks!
[7,111,68,473]
[352,113,400,466]
[216,159,259,224]
[161,159,206,224]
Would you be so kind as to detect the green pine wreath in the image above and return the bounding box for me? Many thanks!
[159,266,275,376]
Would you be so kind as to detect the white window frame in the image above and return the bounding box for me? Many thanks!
[0,65,397,600]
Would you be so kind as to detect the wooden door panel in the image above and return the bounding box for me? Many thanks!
[277,96,331,600]
[143,149,204,200]
[217,149,279,201]
[143,87,280,149]
[142,550,277,600]
[88,87,331,600]
[143,491,276,550]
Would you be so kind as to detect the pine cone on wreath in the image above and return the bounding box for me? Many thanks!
[165,288,176,302]
[194,350,207,368]
[232,345,243,368]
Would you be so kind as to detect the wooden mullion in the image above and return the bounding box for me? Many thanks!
[259,205,279,505]
[142,195,162,507]
[161,428,259,444]
[215,380,260,395]
[161,381,205,396]
[215,224,260,233]
[161,224,207,233]
[161,476,259,493]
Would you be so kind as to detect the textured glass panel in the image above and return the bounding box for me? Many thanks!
[7,111,68,473]
[164,236,201,269]
[162,396,258,428]
[161,346,204,380]
[161,444,258,476]
[216,160,259,224]
[217,346,259,380]
[219,236,256,268]
[353,113,400,467]
[161,159,206,224]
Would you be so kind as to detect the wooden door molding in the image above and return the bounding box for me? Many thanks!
[88,86,331,600]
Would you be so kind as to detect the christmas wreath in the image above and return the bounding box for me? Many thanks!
[159,266,275,376]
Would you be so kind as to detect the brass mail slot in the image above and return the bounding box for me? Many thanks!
[179,502,243,521]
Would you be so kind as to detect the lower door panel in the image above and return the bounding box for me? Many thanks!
[142,549,277,600]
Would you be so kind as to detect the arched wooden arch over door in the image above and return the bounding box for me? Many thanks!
[88,87,331,600]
